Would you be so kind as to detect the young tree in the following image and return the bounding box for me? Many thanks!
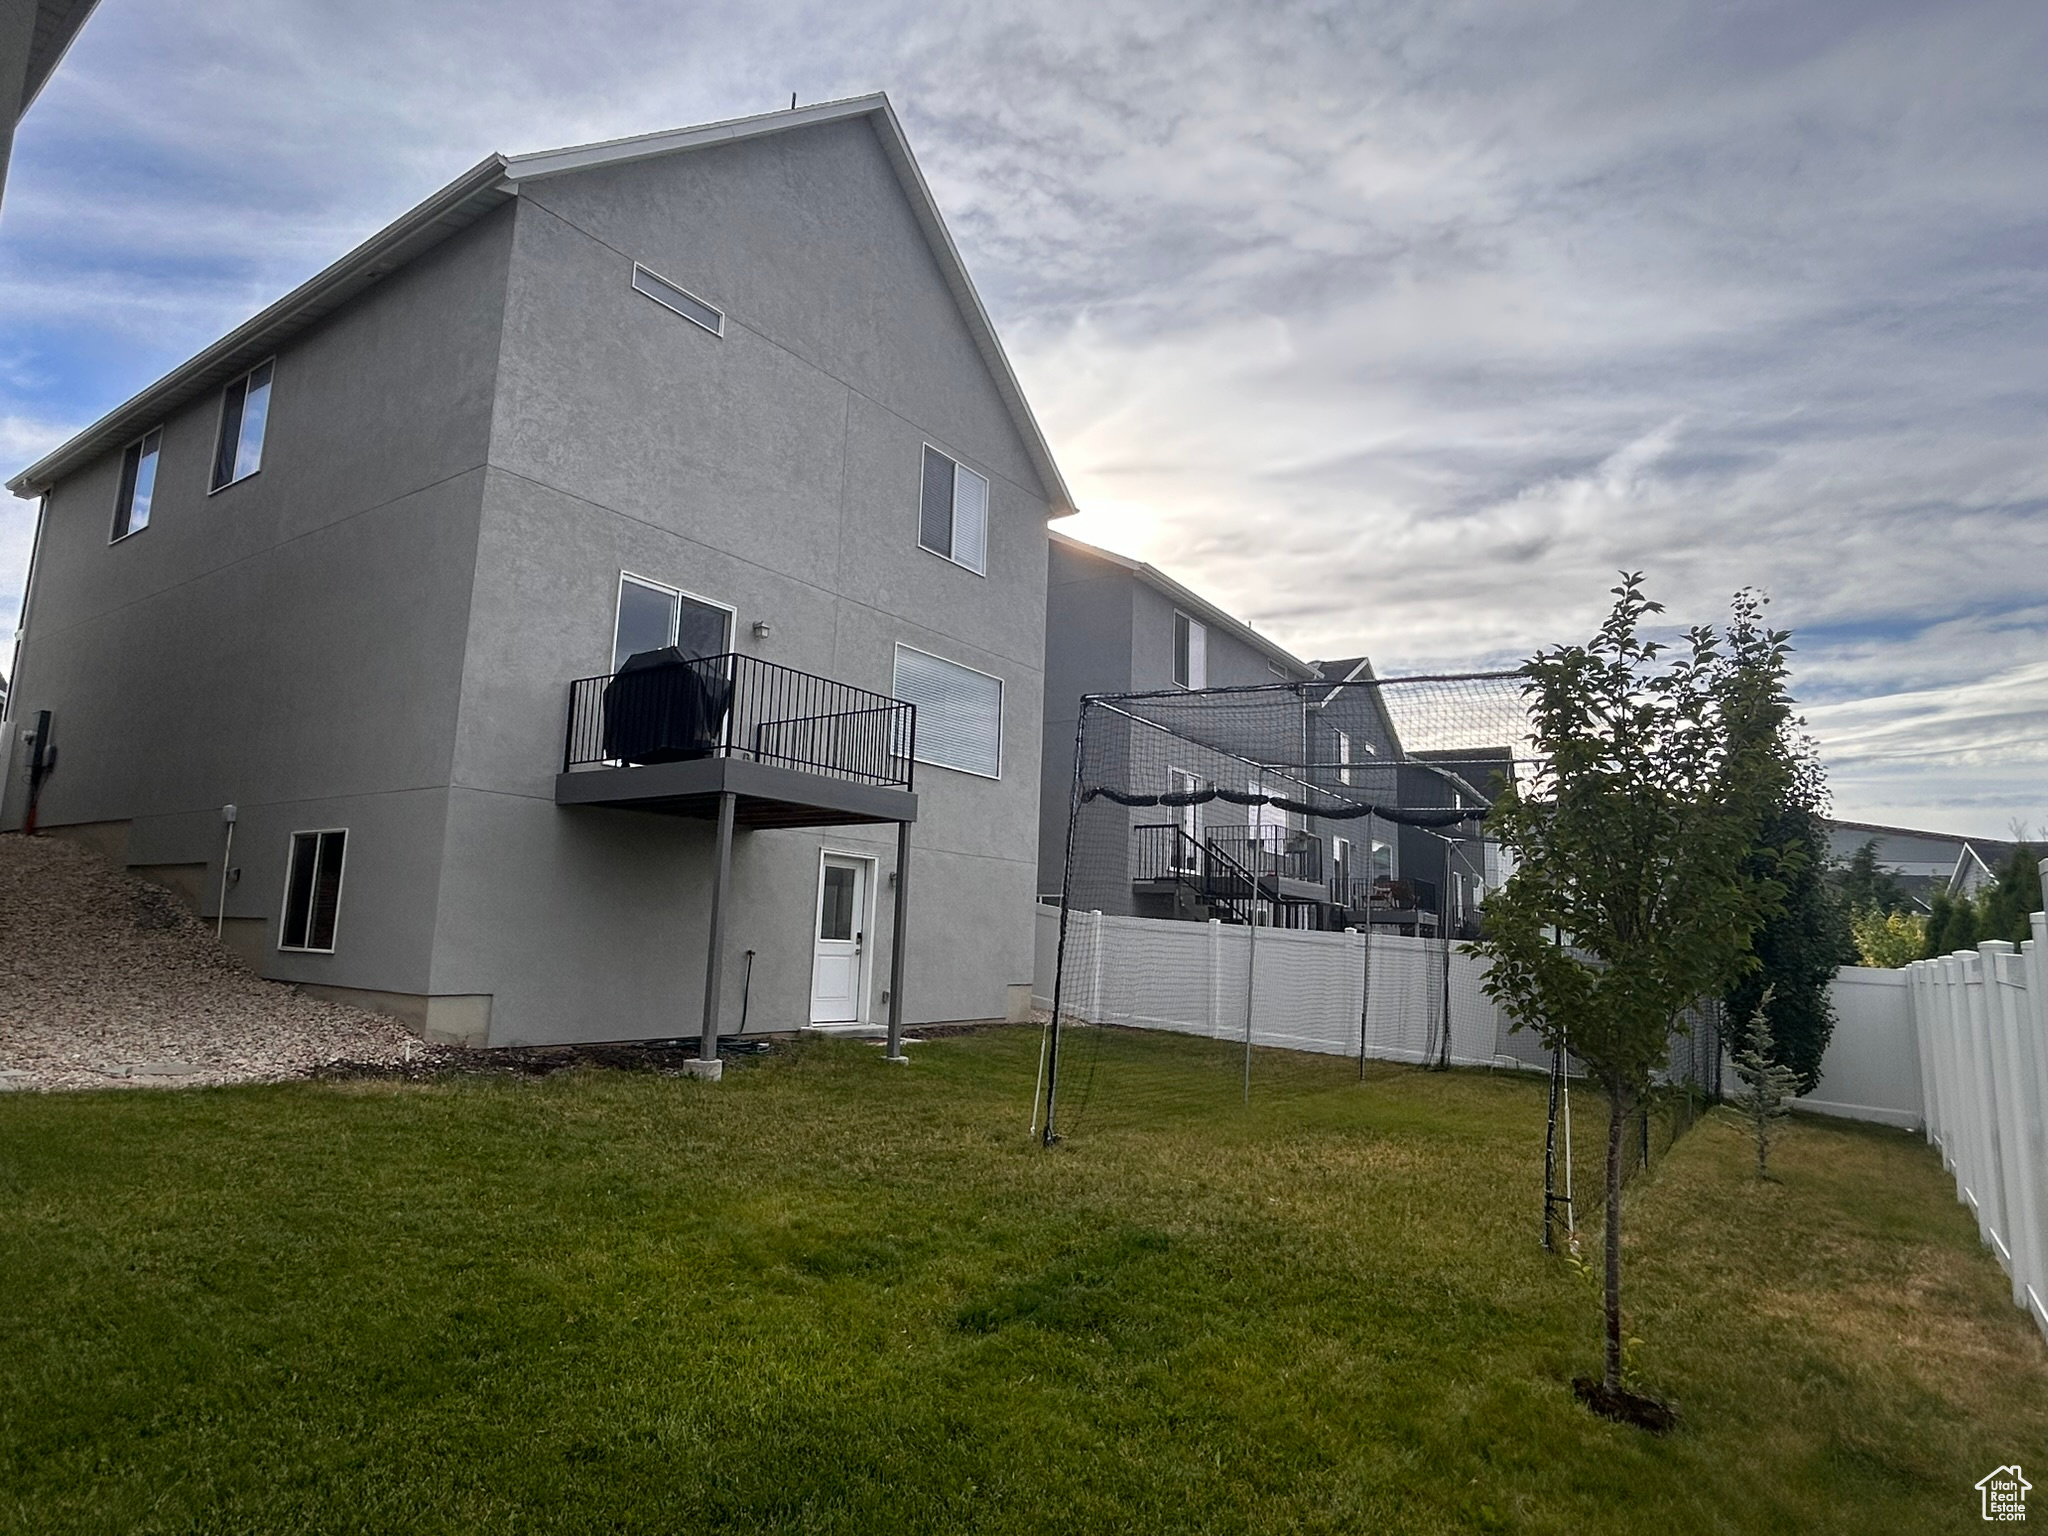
[1923,890,1979,958]
[1982,843,2046,946]
[1722,596,1840,1093]
[1478,575,1783,1413]
[1731,990,1799,1177]
[1849,908,1927,967]
[1831,839,1908,919]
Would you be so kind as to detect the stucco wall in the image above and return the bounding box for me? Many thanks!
[437,119,1050,1042]
[1,207,515,996]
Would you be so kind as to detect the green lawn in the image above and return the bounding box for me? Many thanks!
[2,1027,2042,1533]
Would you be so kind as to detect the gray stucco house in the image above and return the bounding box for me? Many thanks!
[2,94,1070,1057]
[1038,533,1494,935]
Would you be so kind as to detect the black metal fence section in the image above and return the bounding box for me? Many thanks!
[562,654,915,789]
[1131,823,1325,925]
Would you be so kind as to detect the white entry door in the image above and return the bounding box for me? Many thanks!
[809,856,868,1023]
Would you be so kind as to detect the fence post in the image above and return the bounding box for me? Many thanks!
[1940,954,1975,1198]
[1243,909,1259,1105]
[1208,918,1223,1039]
[2009,944,2048,1323]
[1984,941,2039,1310]
[1088,911,1104,1025]
[1962,952,2011,1260]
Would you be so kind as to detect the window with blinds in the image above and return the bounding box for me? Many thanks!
[279,829,347,953]
[917,445,989,575]
[893,644,1003,778]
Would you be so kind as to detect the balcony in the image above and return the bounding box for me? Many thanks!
[1204,826,1328,904]
[1131,824,1327,923]
[555,653,918,830]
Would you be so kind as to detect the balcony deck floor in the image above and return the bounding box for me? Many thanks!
[556,755,917,830]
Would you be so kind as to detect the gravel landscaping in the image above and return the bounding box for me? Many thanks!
[0,832,439,1091]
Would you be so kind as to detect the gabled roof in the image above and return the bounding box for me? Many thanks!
[10,93,1074,513]
[1049,529,1316,678]
[18,0,101,118]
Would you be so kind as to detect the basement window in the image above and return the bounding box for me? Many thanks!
[211,359,274,491]
[917,445,989,575]
[111,428,162,541]
[633,263,724,336]
[279,829,346,953]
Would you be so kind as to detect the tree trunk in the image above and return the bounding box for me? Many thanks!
[1604,1079,1628,1392]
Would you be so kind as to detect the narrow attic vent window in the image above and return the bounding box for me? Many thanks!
[633,264,724,336]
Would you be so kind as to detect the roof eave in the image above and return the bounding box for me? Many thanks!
[1050,529,1312,676]
[8,154,514,498]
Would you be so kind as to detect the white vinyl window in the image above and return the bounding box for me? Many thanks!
[893,643,1002,778]
[632,263,724,336]
[1337,731,1353,785]
[917,445,989,575]
[613,573,734,671]
[1171,767,1201,869]
[1173,612,1207,689]
[279,829,346,953]
[211,359,274,491]
[112,428,162,541]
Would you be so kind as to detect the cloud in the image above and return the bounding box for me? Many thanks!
[1,0,2043,835]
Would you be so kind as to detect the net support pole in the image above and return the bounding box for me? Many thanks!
[1040,700,1093,1146]
[1243,904,1259,1106]
[1357,811,1374,1082]
[1561,1027,1577,1242]
[1434,892,1453,1071]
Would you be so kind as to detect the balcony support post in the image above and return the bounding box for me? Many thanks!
[885,820,912,1064]
[689,790,739,1082]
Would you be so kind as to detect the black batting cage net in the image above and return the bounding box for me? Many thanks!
[1030,671,1721,1174]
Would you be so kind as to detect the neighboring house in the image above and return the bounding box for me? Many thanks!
[1301,659,1499,938]
[1,0,99,208]
[2,95,1070,1053]
[1037,535,1499,936]
[1037,530,1320,903]
[1825,818,2024,909]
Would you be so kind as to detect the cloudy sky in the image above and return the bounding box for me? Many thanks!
[3,0,2044,838]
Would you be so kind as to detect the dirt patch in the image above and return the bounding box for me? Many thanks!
[0,832,441,1090]
[1573,1376,1679,1433]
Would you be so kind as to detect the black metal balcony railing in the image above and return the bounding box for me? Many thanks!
[563,653,915,790]
[1336,876,1438,914]
[1205,826,1325,886]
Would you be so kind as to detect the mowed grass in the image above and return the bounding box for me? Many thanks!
[1,1028,2042,1534]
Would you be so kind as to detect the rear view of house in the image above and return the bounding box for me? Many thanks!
[3,95,1068,1052]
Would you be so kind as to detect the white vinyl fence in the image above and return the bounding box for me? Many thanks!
[1904,863,2048,1342]
[1034,906,1510,1067]
[1795,968,1923,1130]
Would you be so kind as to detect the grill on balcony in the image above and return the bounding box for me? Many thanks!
[556,652,918,829]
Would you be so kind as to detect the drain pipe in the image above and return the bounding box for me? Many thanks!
[739,948,756,1035]
[215,804,237,938]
